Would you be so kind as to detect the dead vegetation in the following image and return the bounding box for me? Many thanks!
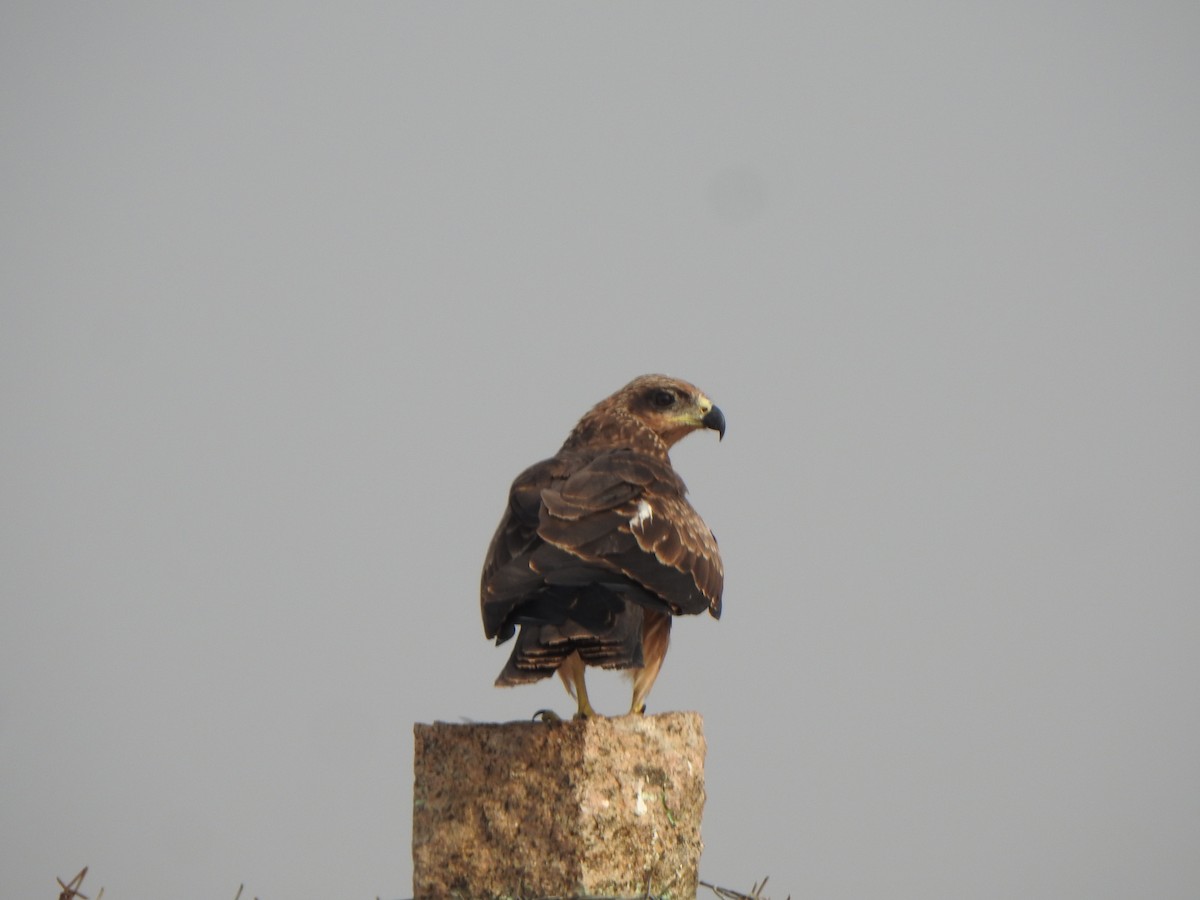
[56,867,101,900]
[53,867,786,900]
[700,875,788,899]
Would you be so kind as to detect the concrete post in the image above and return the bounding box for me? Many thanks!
[413,712,706,899]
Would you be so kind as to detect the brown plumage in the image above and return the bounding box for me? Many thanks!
[481,374,725,717]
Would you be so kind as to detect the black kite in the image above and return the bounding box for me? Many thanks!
[481,374,725,717]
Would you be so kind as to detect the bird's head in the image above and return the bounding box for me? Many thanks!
[613,374,726,449]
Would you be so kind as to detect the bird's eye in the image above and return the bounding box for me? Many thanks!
[651,389,675,408]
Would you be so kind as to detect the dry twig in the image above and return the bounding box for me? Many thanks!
[700,875,789,900]
[57,867,89,900]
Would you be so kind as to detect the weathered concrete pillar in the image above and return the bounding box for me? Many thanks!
[413,712,706,899]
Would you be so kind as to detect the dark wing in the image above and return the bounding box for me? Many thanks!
[480,451,666,631]
[536,449,723,618]
[480,455,568,641]
[481,451,665,681]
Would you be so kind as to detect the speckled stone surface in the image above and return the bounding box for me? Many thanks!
[413,712,706,899]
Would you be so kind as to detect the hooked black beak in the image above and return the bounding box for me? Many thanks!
[702,405,726,441]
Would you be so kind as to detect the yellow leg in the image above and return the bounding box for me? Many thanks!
[557,653,599,718]
[572,665,598,719]
[628,670,651,713]
[629,611,671,715]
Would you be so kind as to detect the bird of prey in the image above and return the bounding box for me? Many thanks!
[481,374,725,718]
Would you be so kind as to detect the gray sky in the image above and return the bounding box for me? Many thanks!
[3,4,1198,898]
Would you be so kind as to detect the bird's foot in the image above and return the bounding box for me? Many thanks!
[533,707,601,722]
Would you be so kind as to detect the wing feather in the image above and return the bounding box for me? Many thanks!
[535,449,723,617]
[482,441,723,675]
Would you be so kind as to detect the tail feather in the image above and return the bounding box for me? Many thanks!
[494,589,646,685]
